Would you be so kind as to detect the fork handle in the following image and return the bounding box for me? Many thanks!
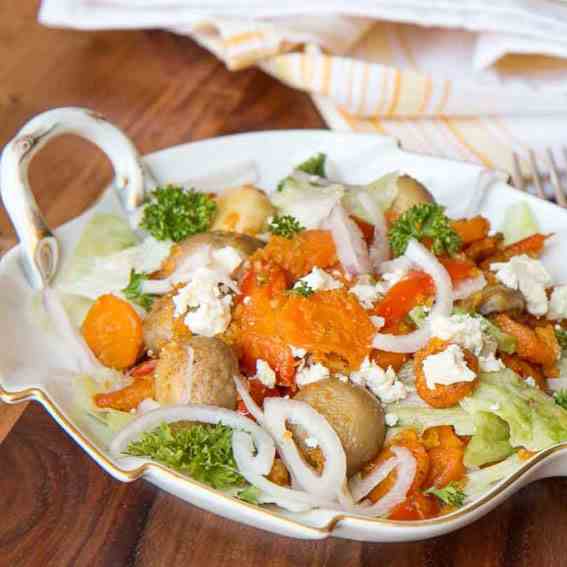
[0,107,150,290]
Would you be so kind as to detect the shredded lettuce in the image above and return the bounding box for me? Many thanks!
[464,412,514,468]
[384,405,475,436]
[461,370,567,452]
[465,454,523,500]
[501,202,539,246]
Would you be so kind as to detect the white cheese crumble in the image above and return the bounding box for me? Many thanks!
[548,285,567,320]
[137,398,161,415]
[255,359,276,388]
[370,316,385,330]
[525,376,537,388]
[350,275,383,309]
[243,296,252,305]
[377,257,413,292]
[289,345,307,359]
[211,246,244,274]
[173,267,236,337]
[422,344,477,390]
[385,413,399,427]
[295,267,343,292]
[491,254,552,316]
[350,357,408,404]
[304,436,319,449]
[296,361,330,387]
[430,313,503,373]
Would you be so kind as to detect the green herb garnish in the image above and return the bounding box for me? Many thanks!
[554,389,567,411]
[141,185,217,242]
[555,327,567,352]
[268,215,304,239]
[237,485,262,505]
[122,269,155,311]
[425,482,465,508]
[388,203,462,257]
[125,422,245,490]
[291,281,315,297]
[277,152,327,191]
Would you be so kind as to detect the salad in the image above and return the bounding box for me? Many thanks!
[50,153,567,521]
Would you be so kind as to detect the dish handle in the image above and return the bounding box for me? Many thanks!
[0,107,152,290]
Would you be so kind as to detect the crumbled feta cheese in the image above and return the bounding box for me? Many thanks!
[350,357,408,404]
[376,257,413,293]
[304,436,319,449]
[385,413,399,427]
[479,351,505,372]
[211,246,244,274]
[525,376,537,388]
[295,267,343,292]
[173,267,236,337]
[430,313,485,356]
[289,345,307,359]
[256,359,276,388]
[296,361,330,387]
[453,273,487,300]
[370,316,385,330]
[548,285,567,320]
[137,398,161,415]
[491,255,552,316]
[422,344,477,390]
[243,296,252,305]
[350,275,382,309]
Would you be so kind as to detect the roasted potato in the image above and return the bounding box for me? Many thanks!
[291,378,385,477]
[158,230,264,279]
[154,336,238,409]
[212,185,275,236]
[142,294,191,355]
[389,175,434,219]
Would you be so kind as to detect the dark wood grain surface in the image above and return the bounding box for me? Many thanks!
[1,3,567,566]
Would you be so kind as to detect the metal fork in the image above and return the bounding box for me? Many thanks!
[511,148,567,207]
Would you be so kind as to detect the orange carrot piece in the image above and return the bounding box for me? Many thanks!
[82,294,144,369]
[494,315,559,368]
[425,447,466,489]
[500,353,546,390]
[451,216,490,245]
[414,338,479,408]
[94,376,154,412]
[503,233,549,258]
[371,350,410,373]
[439,257,480,284]
[388,492,440,521]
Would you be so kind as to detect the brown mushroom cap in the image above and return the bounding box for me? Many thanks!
[389,175,435,219]
[154,336,238,409]
[142,294,190,355]
[292,378,385,477]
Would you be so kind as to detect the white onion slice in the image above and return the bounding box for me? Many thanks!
[323,204,370,276]
[42,287,103,374]
[234,376,265,426]
[453,273,487,300]
[343,447,416,517]
[356,192,391,269]
[348,456,398,503]
[232,431,333,512]
[372,239,454,353]
[262,398,347,500]
[110,404,275,476]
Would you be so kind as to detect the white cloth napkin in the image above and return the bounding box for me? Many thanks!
[40,1,567,177]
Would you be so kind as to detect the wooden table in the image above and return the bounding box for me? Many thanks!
[2,3,567,566]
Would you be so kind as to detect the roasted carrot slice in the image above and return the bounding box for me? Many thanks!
[493,315,559,368]
[503,233,549,258]
[500,353,546,389]
[82,294,144,369]
[371,350,410,373]
[94,375,154,412]
[414,338,479,409]
[451,216,490,245]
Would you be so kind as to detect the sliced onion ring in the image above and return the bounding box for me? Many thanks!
[342,446,417,517]
[262,398,347,500]
[453,273,487,300]
[234,376,265,426]
[110,404,275,476]
[348,456,398,503]
[323,204,370,276]
[372,239,454,353]
[232,431,334,512]
[356,191,390,269]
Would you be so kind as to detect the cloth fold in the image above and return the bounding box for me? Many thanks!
[40,1,567,176]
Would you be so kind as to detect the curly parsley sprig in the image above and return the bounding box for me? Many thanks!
[277,152,327,191]
[425,482,465,508]
[122,269,155,311]
[290,280,315,297]
[141,185,217,242]
[388,203,462,257]
[268,215,304,239]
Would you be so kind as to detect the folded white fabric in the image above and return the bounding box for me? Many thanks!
[39,0,567,177]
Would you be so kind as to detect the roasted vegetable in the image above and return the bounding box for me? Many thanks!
[388,175,434,220]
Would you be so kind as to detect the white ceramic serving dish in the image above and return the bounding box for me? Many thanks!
[1,108,567,542]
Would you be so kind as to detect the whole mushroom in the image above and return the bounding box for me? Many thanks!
[389,175,434,219]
